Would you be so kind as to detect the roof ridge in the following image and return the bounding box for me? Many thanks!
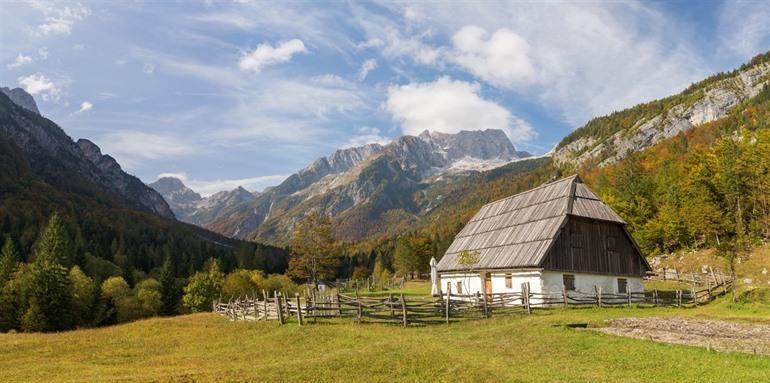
[479,174,580,208]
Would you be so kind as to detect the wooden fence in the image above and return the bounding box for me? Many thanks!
[215,276,734,327]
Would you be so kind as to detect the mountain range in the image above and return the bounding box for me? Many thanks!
[150,128,532,244]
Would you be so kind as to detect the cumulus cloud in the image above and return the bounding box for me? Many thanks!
[96,131,195,170]
[77,101,93,113]
[342,127,391,148]
[31,2,91,35]
[386,76,536,142]
[358,59,377,80]
[238,39,307,73]
[17,73,61,101]
[7,53,33,69]
[451,25,536,88]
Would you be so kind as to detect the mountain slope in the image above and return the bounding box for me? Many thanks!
[0,90,174,219]
[204,129,530,243]
[0,91,288,277]
[554,52,770,167]
[149,177,256,226]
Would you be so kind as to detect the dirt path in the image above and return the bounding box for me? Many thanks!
[594,317,770,356]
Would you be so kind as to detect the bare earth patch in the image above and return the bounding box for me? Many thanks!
[594,317,770,356]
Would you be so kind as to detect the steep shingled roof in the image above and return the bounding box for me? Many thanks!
[436,175,626,272]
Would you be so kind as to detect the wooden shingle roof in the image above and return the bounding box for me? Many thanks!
[436,175,626,272]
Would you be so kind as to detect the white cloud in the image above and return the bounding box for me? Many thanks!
[358,59,377,80]
[7,53,33,69]
[77,101,93,113]
[30,2,91,35]
[17,73,61,101]
[187,175,288,196]
[718,1,770,58]
[386,76,535,142]
[157,173,288,197]
[142,62,155,74]
[96,131,195,170]
[451,25,535,88]
[238,39,308,73]
[342,127,390,148]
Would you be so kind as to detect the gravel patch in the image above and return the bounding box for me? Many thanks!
[594,317,770,356]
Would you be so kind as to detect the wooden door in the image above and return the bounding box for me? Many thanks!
[484,273,492,297]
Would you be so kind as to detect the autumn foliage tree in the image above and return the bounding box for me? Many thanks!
[287,212,339,287]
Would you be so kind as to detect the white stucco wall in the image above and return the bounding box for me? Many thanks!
[540,271,643,295]
[439,270,644,304]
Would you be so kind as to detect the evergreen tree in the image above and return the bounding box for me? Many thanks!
[25,260,73,331]
[0,235,19,285]
[159,256,178,316]
[35,213,73,267]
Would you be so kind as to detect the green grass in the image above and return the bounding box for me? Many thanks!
[2,287,769,382]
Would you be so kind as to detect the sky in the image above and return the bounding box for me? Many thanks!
[2,1,769,196]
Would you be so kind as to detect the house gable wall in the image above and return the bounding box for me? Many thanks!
[540,216,647,277]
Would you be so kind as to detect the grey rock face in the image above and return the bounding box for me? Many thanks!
[77,139,176,219]
[553,62,770,166]
[1,87,40,114]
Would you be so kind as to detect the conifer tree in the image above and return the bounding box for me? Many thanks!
[0,235,19,284]
[159,256,178,316]
[35,213,73,267]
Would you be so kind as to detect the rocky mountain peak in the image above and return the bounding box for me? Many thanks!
[0,87,40,115]
[149,177,202,205]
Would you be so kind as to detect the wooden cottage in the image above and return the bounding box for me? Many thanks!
[436,175,650,298]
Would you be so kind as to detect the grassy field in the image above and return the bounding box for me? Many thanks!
[2,282,769,382]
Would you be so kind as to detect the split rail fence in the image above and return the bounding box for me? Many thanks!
[215,273,734,327]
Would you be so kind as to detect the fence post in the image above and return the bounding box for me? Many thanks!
[400,293,407,327]
[627,288,631,307]
[562,287,568,309]
[445,289,451,324]
[295,293,303,326]
[653,288,658,305]
[594,286,600,307]
[355,286,362,321]
[389,293,394,317]
[482,290,489,318]
[524,282,532,314]
[662,267,667,281]
[275,291,284,325]
[691,286,697,306]
[706,278,712,301]
[336,292,342,317]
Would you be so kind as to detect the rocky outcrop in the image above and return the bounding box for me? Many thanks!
[0,87,40,115]
[554,61,770,166]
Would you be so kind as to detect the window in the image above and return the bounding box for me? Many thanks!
[505,273,512,289]
[607,235,617,250]
[563,274,575,291]
[456,281,463,294]
[617,278,627,294]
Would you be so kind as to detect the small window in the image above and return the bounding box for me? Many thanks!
[456,281,462,294]
[563,274,575,291]
[505,273,512,288]
[617,278,627,294]
[607,236,617,250]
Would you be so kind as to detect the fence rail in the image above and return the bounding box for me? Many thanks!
[215,276,734,327]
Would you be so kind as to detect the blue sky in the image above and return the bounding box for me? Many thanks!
[2,1,769,195]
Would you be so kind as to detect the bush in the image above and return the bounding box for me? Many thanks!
[222,269,258,300]
[135,278,162,316]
